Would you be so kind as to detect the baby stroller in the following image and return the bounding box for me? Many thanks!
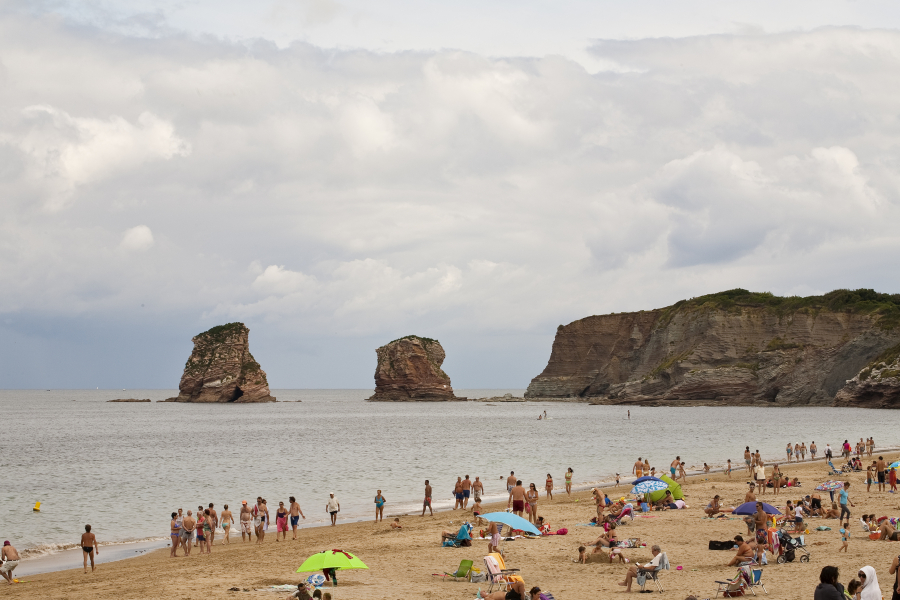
[775,529,810,563]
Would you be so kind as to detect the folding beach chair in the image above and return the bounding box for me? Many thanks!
[826,461,843,476]
[715,567,750,597]
[746,566,768,595]
[434,559,473,581]
[488,552,523,584]
[483,556,519,593]
[639,552,669,593]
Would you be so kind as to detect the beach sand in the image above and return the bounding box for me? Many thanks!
[9,453,900,600]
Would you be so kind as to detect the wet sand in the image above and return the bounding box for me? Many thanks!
[8,452,900,600]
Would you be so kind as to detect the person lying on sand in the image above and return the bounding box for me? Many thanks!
[479,581,540,600]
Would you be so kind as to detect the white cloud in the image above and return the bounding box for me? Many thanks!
[120,225,155,251]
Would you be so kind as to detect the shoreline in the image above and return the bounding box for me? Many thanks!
[17,445,898,576]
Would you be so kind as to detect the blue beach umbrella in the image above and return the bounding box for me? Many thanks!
[632,476,665,485]
[480,512,542,536]
[890,462,900,469]
[732,501,782,516]
[631,479,669,495]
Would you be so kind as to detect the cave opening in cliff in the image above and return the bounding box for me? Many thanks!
[229,387,244,402]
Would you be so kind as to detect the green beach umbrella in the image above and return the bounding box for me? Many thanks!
[296,550,369,573]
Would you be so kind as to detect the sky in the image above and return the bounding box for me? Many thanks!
[2,1,900,389]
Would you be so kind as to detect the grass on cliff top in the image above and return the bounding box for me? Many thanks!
[656,288,900,329]
[387,334,439,345]
[196,322,247,341]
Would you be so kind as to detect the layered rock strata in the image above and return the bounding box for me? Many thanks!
[834,344,900,408]
[367,336,458,401]
[166,323,276,403]
[108,398,151,402]
[525,289,900,407]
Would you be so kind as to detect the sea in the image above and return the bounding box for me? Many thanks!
[2,389,896,574]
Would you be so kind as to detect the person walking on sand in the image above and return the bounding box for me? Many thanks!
[473,476,483,499]
[810,441,817,460]
[786,442,793,463]
[182,510,196,555]
[201,509,213,554]
[462,475,472,508]
[801,442,807,461]
[772,464,782,495]
[1,541,20,584]
[670,456,681,479]
[744,447,753,474]
[221,504,233,544]
[839,482,854,521]
[81,524,98,573]
[453,477,464,510]
[565,467,574,495]
[289,496,305,539]
[422,480,433,516]
[755,463,766,495]
[506,471,517,493]
[239,501,252,542]
[508,480,527,517]
[487,521,501,554]
[795,443,801,461]
[678,462,687,482]
[207,503,218,546]
[825,443,833,460]
[643,457,651,474]
[253,500,265,543]
[633,457,644,478]
[877,456,887,492]
[545,473,554,500]
[374,490,386,522]
[726,459,732,478]
[839,521,850,552]
[275,501,289,541]
[326,493,340,526]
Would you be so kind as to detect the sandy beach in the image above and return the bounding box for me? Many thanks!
[9,452,900,600]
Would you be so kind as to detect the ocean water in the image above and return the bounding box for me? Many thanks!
[2,389,897,566]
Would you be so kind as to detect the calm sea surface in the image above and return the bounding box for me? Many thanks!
[3,389,898,560]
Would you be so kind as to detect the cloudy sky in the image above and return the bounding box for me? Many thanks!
[2,1,900,389]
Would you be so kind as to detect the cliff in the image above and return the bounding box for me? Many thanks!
[834,343,900,408]
[367,335,457,401]
[166,323,276,403]
[525,289,900,407]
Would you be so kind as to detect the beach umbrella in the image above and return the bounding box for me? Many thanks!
[815,480,847,492]
[632,476,665,485]
[631,479,669,495]
[732,502,782,516]
[480,512,542,536]
[296,550,369,573]
[890,462,900,469]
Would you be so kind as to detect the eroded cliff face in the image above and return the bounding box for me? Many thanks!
[834,344,900,408]
[167,323,276,403]
[367,336,457,401]
[525,289,900,407]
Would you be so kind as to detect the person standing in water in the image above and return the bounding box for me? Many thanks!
[473,476,484,499]
[170,512,181,557]
[633,457,644,478]
[422,480,433,516]
[462,475,472,508]
[565,468,574,495]
[239,502,252,542]
[326,493,340,526]
[207,503,218,546]
[627,410,630,419]
[374,490,386,522]
[81,524,98,573]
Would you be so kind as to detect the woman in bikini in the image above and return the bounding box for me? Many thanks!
[786,443,793,463]
[526,483,539,524]
[202,509,214,554]
[565,468,573,496]
[545,474,553,500]
[170,512,181,557]
[771,464,782,495]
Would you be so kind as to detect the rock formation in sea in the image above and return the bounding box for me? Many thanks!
[525,289,900,407]
[166,323,276,403]
[107,398,151,402]
[367,335,458,401]
[834,343,900,408]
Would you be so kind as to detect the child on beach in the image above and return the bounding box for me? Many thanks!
[390,518,402,530]
[704,463,710,474]
[577,546,587,563]
[846,579,860,600]
[726,460,732,477]
[615,474,620,488]
[839,521,849,552]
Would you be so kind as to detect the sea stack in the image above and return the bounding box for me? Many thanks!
[166,323,276,403]
[367,335,457,401]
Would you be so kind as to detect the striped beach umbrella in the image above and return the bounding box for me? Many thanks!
[815,480,846,491]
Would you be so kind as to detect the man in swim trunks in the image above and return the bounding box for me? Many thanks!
[670,456,680,478]
[81,524,98,573]
[239,502,252,542]
[877,456,887,492]
[453,477,464,509]
[633,457,643,478]
[289,496,305,539]
[487,521,501,554]
[744,447,752,474]
[326,493,340,526]
[1,541,20,584]
[473,476,484,499]
[182,510,196,555]
[507,471,517,494]
[462,475,472,508]
[508,480,527,517]
[422,480,433,516]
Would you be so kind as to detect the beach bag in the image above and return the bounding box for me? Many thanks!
[636,573,646,586]
[709,540,735,550]
[555,528,568,535]
[470,572,485,583]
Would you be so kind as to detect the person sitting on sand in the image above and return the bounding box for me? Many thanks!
[390,518,402,529]
[727,535,755,566]
[823,502,840,519]
[288,584,313,600]
[618,545,663,592]
[705,495,723,517]
[585,522,618,550]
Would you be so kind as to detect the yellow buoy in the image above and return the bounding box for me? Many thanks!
[33,502,41,512]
